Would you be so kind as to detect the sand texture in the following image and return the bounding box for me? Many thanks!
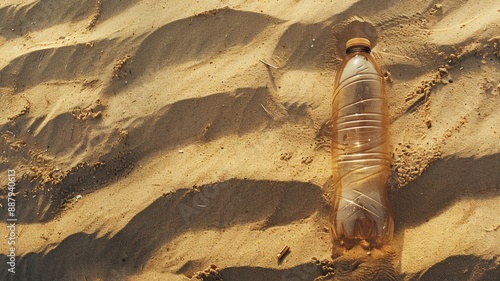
[1,0,499,280]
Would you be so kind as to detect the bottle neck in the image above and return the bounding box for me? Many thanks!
[346,46,371,55]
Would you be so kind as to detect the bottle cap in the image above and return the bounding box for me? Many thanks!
[346,38,371,50]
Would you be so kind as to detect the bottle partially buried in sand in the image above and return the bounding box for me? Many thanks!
[330,38,394,248]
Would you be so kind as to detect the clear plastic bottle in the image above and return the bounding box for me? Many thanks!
[330,38,394,247]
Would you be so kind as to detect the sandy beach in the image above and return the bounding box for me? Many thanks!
[1,0,499,280]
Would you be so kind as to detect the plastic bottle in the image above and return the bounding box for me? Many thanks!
[330,38,394,247]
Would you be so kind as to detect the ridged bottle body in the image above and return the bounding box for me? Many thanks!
[330,50,394,246]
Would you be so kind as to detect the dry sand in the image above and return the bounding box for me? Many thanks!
[1,0,499,280]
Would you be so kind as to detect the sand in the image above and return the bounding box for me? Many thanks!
[0,0,499,280]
